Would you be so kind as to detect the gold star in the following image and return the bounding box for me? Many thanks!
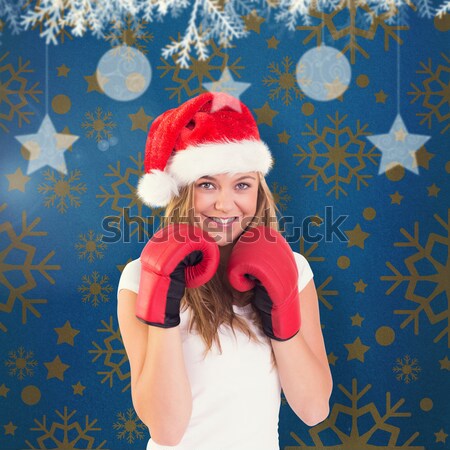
[117,258,134,274]
[0,384,10,397]
[390,191,403,205]
[5,167,31,192]
[427,183,440,197]
[375,89,388,103]
[57,64,70,77]
[324,77,347,99]
[351,313,364,327]
[278,130,291,144]
[415,146,434,169]
[354,279,368,293]
[84,70,106,94]
[345,337,370,362]
[266,36,280,49]
[345,224,370,249]
[44,355,70,381]
[129,107,153,132]
[439,356,450,370]
[310,214,323,227]
[243,10,265,33]
[54,132,79,152]
[328,352,338,366]
[60,126,76,152]
[4,422,17,436]
[394,127,408,142]
[253,102,278,126]
[435,429,448,443]
[72,381,86,395]
[54,321,80,346]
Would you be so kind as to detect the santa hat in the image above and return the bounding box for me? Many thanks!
[136,92,273,208]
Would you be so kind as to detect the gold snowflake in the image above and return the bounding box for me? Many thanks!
[393,355,421,384]
[97,153,164,241]
[25,406,107,449]
[5,346,38,380]
[263,56,304,105]
[89,317,130,392]
[297,1,410,64]
[271,181,291,211]
[0,51,42,132]
[75,230,108,263]
[296,237,338,312]
[37,169,87,214]
[0,203,60,332]
[408,53,450,134]
[105,14,153,58]
[288,378,423,448]
[81,106,116,143]
[381,210,450,347]
[158,37,244,102]
[78,271,113,307]
[113,408,147,443]
[293,111,380,199]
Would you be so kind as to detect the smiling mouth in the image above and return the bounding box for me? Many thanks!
[204,216,239,227]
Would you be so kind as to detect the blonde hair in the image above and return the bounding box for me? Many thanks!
[159,172,281,362]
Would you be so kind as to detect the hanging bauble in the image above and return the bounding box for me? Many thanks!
[96,45,151,102]
[296,44,352,101]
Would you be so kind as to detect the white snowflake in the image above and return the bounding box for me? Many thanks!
[0,0,25,43]
[416,0,436,18]
[11,0,450,66]
[436,0,450,16]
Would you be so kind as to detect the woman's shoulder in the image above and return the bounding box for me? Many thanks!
[292,251,310,268]
[117,258,141,296]
[291,251,314,292]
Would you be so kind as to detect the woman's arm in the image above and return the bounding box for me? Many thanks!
[117,289,192,446]
[271,279,333,427]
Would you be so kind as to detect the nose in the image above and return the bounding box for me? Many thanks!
[214,188,235,213]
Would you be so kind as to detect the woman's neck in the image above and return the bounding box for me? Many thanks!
[218,243,252,307]
[218,243,234,268]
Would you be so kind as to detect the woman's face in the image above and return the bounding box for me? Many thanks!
[193,172,259,246]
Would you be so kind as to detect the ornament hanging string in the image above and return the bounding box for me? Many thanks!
[45,42,49,115]
[396,4,401,115]
[321,3,324,45]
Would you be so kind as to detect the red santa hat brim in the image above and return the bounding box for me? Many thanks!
[137,139,272,207]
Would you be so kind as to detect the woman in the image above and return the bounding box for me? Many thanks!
[117,92,332,450]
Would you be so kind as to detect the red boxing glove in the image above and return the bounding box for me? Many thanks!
[227,226,300,341]
[136,224,220,328]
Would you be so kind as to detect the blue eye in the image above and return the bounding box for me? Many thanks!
[198,182,214,189]
[197,182,251,190]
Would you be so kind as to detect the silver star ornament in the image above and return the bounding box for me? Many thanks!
[15,114,79,175]
[203,67,251,113]
[367,114,430,175]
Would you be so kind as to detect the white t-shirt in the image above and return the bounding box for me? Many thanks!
[118,251,314,450]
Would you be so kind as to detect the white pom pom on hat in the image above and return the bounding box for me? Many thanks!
[136,169,179,208]
[137,92,273,208]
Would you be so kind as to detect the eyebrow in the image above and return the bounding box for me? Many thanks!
[199,175,256,181]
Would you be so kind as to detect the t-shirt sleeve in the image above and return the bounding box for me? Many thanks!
[292,251,314,292]
[117,258,142,297]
